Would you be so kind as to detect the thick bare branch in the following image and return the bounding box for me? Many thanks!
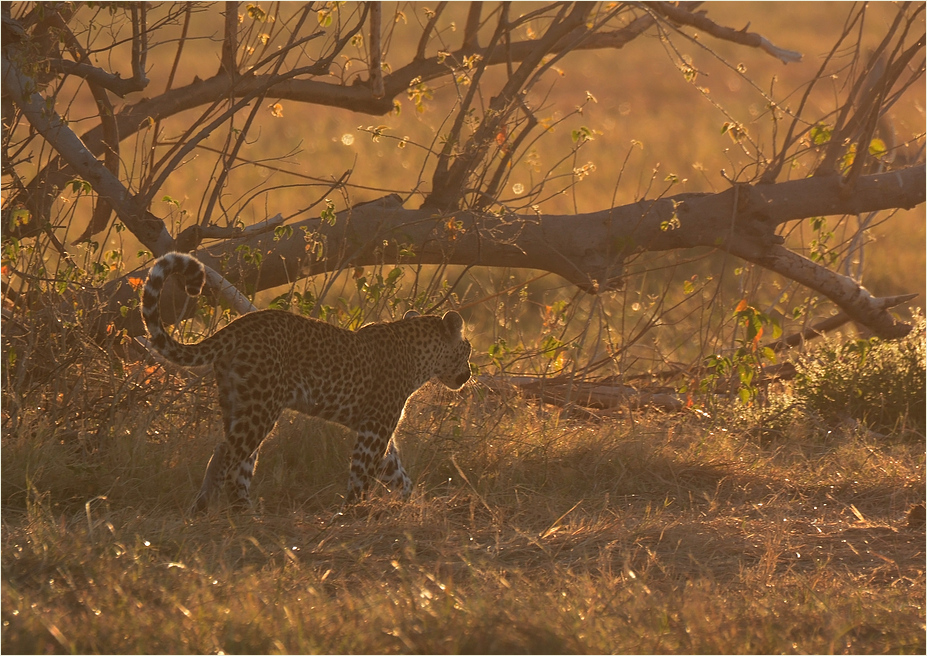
[726,243,910,339]
[764,293,918,352]
[368,2,385,97]
[220,1,239,78]
[1,50,174,255]
[130,4,149,88]
[463,2,483,49]
[46,59,149,97]
[645,1,802,63]
[174,214,286,253]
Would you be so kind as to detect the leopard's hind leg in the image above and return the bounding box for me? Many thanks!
[192,366,283,512]
[220,403,281,509]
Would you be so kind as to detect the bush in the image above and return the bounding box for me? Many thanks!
[791,311,925,434]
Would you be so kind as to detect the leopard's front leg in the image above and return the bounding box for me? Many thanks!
[190,440,258,512]
[377,439,412,499]
[191,441,229,513]
[346,428,386,505]
[345,431,413,505]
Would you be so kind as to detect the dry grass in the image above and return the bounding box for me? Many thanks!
[3,4,925,653]
[3,367,924,653]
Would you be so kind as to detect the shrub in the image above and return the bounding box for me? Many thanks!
[791,311,925,434]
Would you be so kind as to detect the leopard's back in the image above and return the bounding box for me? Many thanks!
[215,310,373,427]
[141,253,352,374]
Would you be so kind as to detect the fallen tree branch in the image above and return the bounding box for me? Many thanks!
[725,243,911,339]
[94,164,924,341]
[198,166,922,337]
[765,292,918,351]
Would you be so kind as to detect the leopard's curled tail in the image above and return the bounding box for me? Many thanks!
[142,252,213,367]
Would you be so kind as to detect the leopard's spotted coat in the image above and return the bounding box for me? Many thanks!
[142,252,472,512]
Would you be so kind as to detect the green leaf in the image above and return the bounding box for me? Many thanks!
[68,179,92,194]
[273,225,294,242]
[386,267,402,286]
[247,4,267,21]
[868,137,888,158]
[268,293,290,310]
[571,126,594,143]
[9,208,31,229]
[320,199,337,225]
[810,123,832,145]
[540,335,564,359]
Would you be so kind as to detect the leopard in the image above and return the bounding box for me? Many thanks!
[141,252,472,513]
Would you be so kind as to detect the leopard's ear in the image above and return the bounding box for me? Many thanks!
[403,310,420,320]
[442,310,464,336]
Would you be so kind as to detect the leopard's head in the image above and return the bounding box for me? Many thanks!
[406,310,472,390]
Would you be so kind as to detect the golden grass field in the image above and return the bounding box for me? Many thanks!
[2,347,924,652]
[2,2,925,653]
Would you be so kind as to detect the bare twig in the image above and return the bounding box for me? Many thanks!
[415,2,448,60]
[844,32,926,187]
[761,6,864,183]
[815,5,919,177]
[426,3,593,211]
[430,3,511,200]
[200,5,314,227]
[479,375,685,413]
[46,16,123,244]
